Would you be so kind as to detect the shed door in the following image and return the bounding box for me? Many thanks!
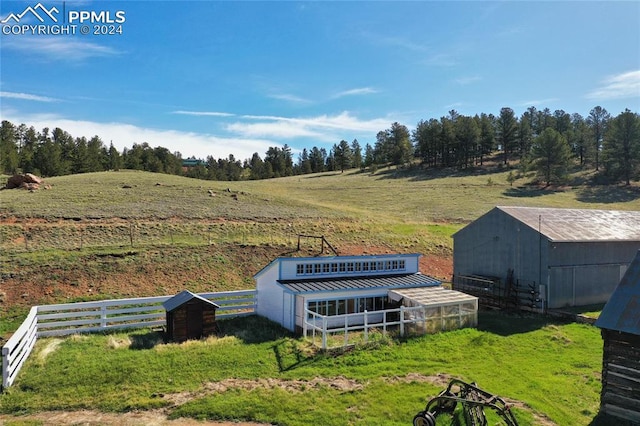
[186,302,203,339]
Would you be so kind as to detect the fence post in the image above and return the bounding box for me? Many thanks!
[400,306,404,336]
[2,345,9,389]
[344,315,348,347]
[101,304,108,328]
[364,311,368,343]
[322,317,327,350]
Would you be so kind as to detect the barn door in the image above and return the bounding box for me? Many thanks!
[186,302,204,339]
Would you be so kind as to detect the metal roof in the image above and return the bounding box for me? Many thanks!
[277,273,441,293]
[497,206,640,242]
[162,290,220,312]
[595,251,640,335]
[389,287,478,307]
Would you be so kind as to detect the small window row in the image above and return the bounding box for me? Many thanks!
[295,259,406,276]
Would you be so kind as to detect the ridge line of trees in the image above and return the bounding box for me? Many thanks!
[1,106,639,185]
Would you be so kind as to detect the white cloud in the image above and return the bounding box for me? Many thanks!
[586,70,640,100]
[1,112,272,160]
[332,87,379,99]
[227,112,391,140]
[268,93,312,104]
[0,91,59,102]
[172,110,235,117]
[2,37,121,61]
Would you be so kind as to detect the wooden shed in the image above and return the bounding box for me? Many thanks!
[162,290,220,342]
[595,250,640,423]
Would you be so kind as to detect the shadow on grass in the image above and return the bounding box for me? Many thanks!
[129,330,165,350]
[217,315,293,344]
[373,164,509,182]
[476,310,567,336]
[576,185,640,204]
[271,339,320,372]
[503,186,553,198]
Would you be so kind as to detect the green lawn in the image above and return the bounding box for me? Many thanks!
[0,313,606,425]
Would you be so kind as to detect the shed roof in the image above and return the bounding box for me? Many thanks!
[388,286,478,307]
[162,290,220,312]
[595,251,640,335]
[496,206,640,242]
[277,273,440,293]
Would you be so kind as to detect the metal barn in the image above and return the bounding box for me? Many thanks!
[452,207,640,310]
[254,254,443,333]
[163,290,220,342]
[595,250,640,424]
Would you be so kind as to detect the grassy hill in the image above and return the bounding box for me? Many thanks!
[1,166,639,312]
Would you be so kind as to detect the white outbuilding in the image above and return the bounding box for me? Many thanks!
[254,253,447,333]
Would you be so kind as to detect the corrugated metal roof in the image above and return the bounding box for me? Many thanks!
[278,273,441,293]
[498,206,640,242]
[596,251,640,335]
[162,290,220,312]
[389,287,478,307]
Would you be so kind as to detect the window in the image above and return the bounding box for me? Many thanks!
[347,262,354,272]
[399,260,405,270]
[370,262,377,271]
[355,262,362,272]
[314,264,321,274]
[392,260,398,270]
[322,263,330,273]
[339,263,346,272]
[296,264,304,275]
[305,264,313,274]
[362,262,369,271]
[331,263,338,273]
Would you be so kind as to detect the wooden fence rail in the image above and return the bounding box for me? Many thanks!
[2,290,256,389]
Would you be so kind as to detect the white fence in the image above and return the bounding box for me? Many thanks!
[304,304,477,350]
[1,290,256,389]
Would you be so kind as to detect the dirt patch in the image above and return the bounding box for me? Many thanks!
[0,239,452,311]
[163,376,363,407]
[0,410,270,425]
[0,374,554,425]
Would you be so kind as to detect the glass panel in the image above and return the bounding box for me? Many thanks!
[347,299,356,314]
[327,300,337,315]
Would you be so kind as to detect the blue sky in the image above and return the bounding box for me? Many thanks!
[1,1,639,161]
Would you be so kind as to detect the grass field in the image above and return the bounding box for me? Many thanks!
[1,165,639,425]
[0,313,605,426]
